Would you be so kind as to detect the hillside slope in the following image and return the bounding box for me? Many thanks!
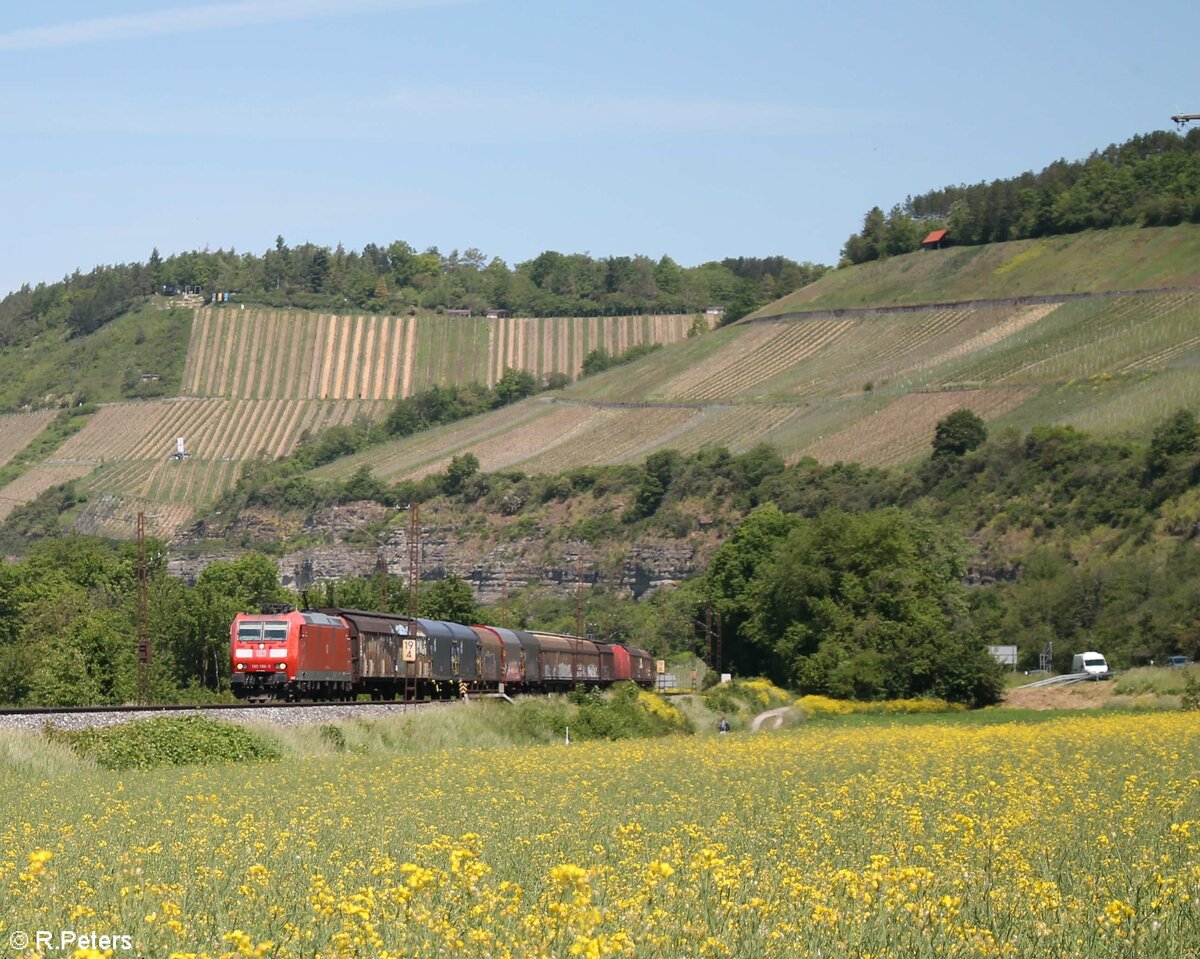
[751,224,1200,315]
[5,226,1200,541]
[315,285,1200,483]
[0,308,702,537]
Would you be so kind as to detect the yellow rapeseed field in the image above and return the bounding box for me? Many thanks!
[2,712,1198,958]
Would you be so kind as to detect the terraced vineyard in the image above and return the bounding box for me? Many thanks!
[0,308,701,533]
[10,232,1200,538]
[0,464,93,521]
[516,406,701,475]
[0,396,394,529]
[181,308,701,398]
[571,304,1068,405]
[56,398,388,465]
[73,494,194,540]
[945,293,1200,385]
[0,410,56,469]
[322,289,1200,479]
[316,401,591,482]
[798,388,1035,467]
[660,405,812,455]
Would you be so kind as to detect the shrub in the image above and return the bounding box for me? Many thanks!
[703,678,792,715]
[795,695,965,718]
[1183,676,1200,712]
[511,685,692,742]
[49,716,282,770]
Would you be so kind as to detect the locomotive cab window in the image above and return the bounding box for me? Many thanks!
[263,622,289,642]
[237,623,262,642]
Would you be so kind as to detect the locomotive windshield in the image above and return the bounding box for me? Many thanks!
[237,621,290,642]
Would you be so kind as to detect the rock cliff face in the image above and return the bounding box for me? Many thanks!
[169,505,702,603]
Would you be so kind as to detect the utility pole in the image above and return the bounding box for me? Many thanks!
[715,610,723,676]
[136,512,152,704]
[574,553,586,686]
[705,597,714,672]
[408,502,420,620]
[376,552,389,610]
[575,553,586,638]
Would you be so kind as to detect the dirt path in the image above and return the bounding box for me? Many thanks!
[361,315,378,400]
[750,286,1200,324]
[401,315,417,398]
[1002,680,1113,710]
[750,708,791,731]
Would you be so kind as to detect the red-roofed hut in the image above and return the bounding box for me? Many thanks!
[921,229,949,250]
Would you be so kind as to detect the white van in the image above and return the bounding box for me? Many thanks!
[1071,651,1109,676]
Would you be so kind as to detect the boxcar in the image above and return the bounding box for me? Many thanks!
[512,630,541,684]
[417,618,480,684]
[609,643,634,682]
[467,626,504,684]
[527,630,602,685]
[595,643,615,683]
[322,608,427,696]
[627,645,656,685]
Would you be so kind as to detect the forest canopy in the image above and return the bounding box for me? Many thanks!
[841,128,1200,264]
[0,242,828,352]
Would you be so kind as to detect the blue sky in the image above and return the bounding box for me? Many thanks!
[1,0,1196,295]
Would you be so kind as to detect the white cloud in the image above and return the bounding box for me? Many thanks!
[0,0,472,51]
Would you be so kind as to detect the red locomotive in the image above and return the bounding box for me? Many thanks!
[230,607,656,702]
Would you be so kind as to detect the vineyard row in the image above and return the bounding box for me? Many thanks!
[181,309,699,400]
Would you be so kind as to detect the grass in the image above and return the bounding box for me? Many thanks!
[1113,664,1199,696]
[0,406,95,491]
[47,715,282,770]
[0,729,93,778]
[754,223,1200,315]
[2,711,1196,958]
[0,301,191,410]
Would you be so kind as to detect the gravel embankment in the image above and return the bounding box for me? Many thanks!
[0,701,440,734]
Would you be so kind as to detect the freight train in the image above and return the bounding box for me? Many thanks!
[230,607,656,702]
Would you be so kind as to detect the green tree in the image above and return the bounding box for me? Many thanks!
[625,450,679,521]
[698,504,799,675]
[194,554,288,608]
[420,574,480,623]
[744,509,1001,705]
[493,367,537,407]
[932,409,988,458]
[884,205,922,256]
[581,349,612,376]
[442,453,480,495]
[1145,408,1199,480]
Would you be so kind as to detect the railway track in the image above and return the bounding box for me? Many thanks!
[0,699,443,732]
[0,699,431,717]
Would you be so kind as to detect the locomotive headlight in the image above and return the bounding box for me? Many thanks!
[277,663,286,669]
[236,663,246,670]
